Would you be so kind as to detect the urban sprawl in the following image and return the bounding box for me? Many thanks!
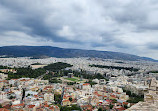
[0,57,158,111]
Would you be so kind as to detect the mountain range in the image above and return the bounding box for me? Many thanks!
[0,46,157,62]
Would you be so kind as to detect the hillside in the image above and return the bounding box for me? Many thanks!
[0,46,157,61]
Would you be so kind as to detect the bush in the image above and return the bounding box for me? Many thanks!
[54,94,62,104]
[0,104,3,108]
[60,105,81,111]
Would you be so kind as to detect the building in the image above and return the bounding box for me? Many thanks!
[62,100,71,106]
[0,73,8,80]
[44,93,54,102]
[0,69,16,73]
[0,91,7,100]
[68,73,73,78]
[126,78,158,111]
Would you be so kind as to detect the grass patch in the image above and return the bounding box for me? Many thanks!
[65,77,79,82]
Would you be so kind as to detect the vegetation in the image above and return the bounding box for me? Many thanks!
[112,99,117,103]
[124,104,128,109]
[44,62,73,71]
[127,97,144,103]
[98,108,103,111]
[54,94,62,104]
[89,64,139,72]
[123,88,144,103]
[49,78,62,83]
[109,104,114,109]
[31,63,43,65]
[67,82,76,85]
[69,97,72,102]
[59,105,81,111]
[115,61,124,64]
[43,74,53,80]
[43,74,61,83]
[65,77,79,82]
[72,70,107,80]
[0,65,11,69]
[1,46,154,61]
[148,70,158,73]
[0,104,3,108]
[7,67,46,79]
[43,67,107,83]
[4,62,108,84]
[98,108,107,111]
[9,95,16,99]
[85,80,97,86]
[7,62,72,80]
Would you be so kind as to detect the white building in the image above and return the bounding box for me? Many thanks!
[44,93,54,102]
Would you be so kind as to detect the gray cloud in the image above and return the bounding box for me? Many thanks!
[0,0,158,59]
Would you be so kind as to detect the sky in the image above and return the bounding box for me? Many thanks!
[0,0,158,59]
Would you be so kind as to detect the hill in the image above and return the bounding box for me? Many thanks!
[0,46,157,61]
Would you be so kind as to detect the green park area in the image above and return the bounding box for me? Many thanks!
[65,77,80,82]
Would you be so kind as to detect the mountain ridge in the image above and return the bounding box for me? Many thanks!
[0,46,157,62]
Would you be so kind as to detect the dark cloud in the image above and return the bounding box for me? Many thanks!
[0,0,158,59]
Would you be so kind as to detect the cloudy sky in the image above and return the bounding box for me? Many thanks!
[0,0,158,59]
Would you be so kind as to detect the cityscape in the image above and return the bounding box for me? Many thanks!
[0,0,158,111]
[0,57,158,111]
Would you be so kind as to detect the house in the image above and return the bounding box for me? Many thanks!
[90,96,99,106]
[0,100,11,109]
[113,106,126,111]
[119,94,129,101]
[0,108,9,111]
[92,79,99,84]
[0,73,8,80]
[79,83,91,91]
[0,91,7,100]
[125,78,158,111]
[62,100,71,106]
[99,79,106,85]
[44,93,54,102]
[9,79,17,87]
[0,80,7,89]
[11,103,25,111]
[47,105,60,111]
[0,69,16,73]
[80,105,93,111]
[25,105,36,111]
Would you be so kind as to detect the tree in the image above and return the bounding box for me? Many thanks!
[60,105,81,111]
[44,62,73,71]
[86,80,97,86]
[0,104,3,108]
[27,93,31,97]
[54,94,62,104]
[109,104,113,109]
[71,105,81,110]
[127,97,144,103]
[7,67,46,79]
[124,104,128,109]
[9,95,15,99]
[126,90,131,96]
[112,99,117,103]
[98,108,103,111]
[69,97,73,102]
